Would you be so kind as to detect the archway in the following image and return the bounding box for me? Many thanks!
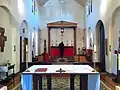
[111,6,120,75]
[20,20,28,72]
[0,6,15,64]
[95,20,105,72]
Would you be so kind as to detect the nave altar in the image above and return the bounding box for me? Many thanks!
[21,65,100,90]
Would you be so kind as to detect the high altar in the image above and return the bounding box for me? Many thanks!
[51,46,74,57]
[47,21,77,56]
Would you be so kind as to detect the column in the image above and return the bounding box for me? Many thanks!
[74,27,77,55]
[48,27,51,55]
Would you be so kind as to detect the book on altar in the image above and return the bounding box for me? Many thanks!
[35,68,47,72]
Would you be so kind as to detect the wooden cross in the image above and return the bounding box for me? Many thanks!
[0,27,7,52]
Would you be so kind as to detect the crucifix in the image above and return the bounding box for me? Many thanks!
[0,27,7,52]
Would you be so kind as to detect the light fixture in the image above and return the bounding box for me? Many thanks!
[61,28,64,33]
[23,28,25,33]
[61,21,64,33]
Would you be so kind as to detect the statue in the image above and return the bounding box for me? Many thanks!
[0,27,7,52]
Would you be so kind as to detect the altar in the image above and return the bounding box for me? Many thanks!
[51,46,74,57]
[21,65,100,90]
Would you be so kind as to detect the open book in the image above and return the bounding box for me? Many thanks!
[35,68,47,72]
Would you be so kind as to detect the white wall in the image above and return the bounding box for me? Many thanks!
[112,8,120,74]
[40,27,86,54]
[0,0,40,73]
[76,28,86,54]
[38,0,85,28]
[50,28,74,46]
[38,0,85,54]
[0,7,12,64]
[24,0,40,58]
[40,28,48,53]
[85,0,120,74]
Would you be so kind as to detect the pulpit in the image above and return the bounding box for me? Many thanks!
[51,46,74,57]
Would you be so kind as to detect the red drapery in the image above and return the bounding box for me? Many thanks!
[51,46,74,57]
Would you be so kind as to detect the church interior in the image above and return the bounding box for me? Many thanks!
[0,0,120,90]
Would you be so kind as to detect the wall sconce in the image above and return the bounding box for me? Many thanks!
[26,45,28,52]
[52,40,53,46]
[23,28,25,33]
[66,40,68,46]
[109,45,111,51]
[61,28,64,33]
[56,40,57,46]
[14,45,16,52]
[71,40,73,46]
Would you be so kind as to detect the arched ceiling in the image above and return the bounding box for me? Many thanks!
[75,0,85,6]
[36,0,48,6]
[36,0,85,7]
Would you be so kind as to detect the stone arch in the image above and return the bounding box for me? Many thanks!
[112,6,120,27]
[0,5,15,26]
[111,6,120,74]
[20,20,28,37]
[0,5,11,15]
[0,5,17,69]
[95,20,105,72]
[20,20,29,71]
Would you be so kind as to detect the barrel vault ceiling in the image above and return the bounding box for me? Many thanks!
[36,0,85,7]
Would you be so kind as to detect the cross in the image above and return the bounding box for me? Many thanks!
[0,27,7,52]
[56,68,66,73]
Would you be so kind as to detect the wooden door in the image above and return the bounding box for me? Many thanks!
[20,36,22,71]
[24,38,28,62]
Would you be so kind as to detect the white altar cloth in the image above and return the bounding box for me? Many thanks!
[21,65,100,90]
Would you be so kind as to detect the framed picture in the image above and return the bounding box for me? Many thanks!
[87,0,92,16]
[91,0,92,13]
[105,39,108,55]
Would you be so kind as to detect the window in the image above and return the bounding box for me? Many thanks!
[87,0,92,16]
[32,0,37,15]
[91,0,92,13]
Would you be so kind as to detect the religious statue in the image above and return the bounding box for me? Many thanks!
[0,27,7,52]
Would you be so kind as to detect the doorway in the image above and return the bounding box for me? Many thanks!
[96,20,105,72]
[20,37,22,71]
[20,20,28,72]
[23,38,28,62]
